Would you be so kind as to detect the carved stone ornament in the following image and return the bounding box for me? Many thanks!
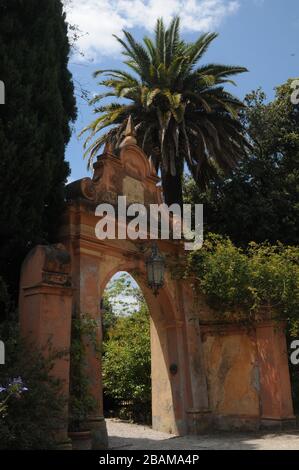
[66,120,161,207]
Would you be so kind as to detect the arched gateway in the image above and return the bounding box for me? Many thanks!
[19,133,295,449]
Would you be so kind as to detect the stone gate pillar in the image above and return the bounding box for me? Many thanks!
[256,320,296,429]
[19,244,73,449]
[69,244,108,450]
[179,280,211,433]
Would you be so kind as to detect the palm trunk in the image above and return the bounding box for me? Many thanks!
[161,171,183,208]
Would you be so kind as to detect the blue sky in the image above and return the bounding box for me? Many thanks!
[65,0,299,182]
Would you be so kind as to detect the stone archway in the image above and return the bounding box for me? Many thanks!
[100,266,187,435]
[58,227,199,448]
[19,133,295,449]
[56,137,204,447]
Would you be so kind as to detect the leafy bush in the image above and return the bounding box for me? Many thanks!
[0,319,66,449]
[187,234,299,334]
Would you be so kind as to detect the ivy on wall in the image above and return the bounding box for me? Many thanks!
[68,313,100,432]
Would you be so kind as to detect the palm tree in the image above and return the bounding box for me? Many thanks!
[81,17,248,206]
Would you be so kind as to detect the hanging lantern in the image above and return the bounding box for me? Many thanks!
[146,243,165,296]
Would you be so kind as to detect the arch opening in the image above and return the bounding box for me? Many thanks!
[97,267,186,436]
[101,271,152,425]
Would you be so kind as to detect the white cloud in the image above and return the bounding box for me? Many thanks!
[65,0,240,61]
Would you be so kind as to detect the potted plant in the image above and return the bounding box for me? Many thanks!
[68,394,94,450]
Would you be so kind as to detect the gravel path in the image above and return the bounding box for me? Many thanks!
[106,418,299,450]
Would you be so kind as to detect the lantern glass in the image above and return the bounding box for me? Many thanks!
[153,259,164,285]
[146,243,165,295]
[146,261,154,284]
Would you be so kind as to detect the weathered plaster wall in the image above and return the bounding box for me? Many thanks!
[202,331,260,428]
[19,244,73,448]
[151,317,177,434]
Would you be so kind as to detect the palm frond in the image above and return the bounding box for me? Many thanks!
[186,32,218,68]
[81,17,248,198]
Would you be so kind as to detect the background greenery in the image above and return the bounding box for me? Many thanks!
[102,274,151,423]
[184,80,299,246]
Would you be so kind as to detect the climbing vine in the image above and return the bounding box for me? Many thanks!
[68,313,100,432]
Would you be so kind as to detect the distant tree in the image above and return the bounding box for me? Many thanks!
[104,273,144,316]
[102,305,151,406]
[101,294,117,342]
[81,17,248,206]
[0,0,77,300]
[184,80,299,246]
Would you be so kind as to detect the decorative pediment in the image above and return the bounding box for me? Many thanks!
[121,145,149,180]
[67,139,162,206]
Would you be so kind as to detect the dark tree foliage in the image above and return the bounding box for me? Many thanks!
[0,0,77,300]
[184,80,299,246]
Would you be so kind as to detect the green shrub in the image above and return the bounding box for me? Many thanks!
[187,234,299,334]
[0,319,65,449]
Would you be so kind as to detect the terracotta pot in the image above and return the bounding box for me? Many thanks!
[68,430,92,450]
